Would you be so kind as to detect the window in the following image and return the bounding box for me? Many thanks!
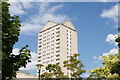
[51,33,54,35]
[47,35,50,37]
[39,38,42,41]
[43,40,46,42]
[56,39,60,41]
[56,35,60,37]
[39,49,41,51]
[56,63,60,65]
[51,52,54,54]
[51,29,54,31]
[47,52,50,55]
[67,56,69,58]
[51,40,54,42]
[46,61,49,63]
[56,46,60,49]
[43,36,46,39]
[43,54,46,56]
[43,51,46,53]
[39,35,42,37]
[51,60,54,62]
[51,48,54,50]
[42,70,45,72]
[51,36,54,39]
[38,60,41,62]
[56,31,60,33]
[39,53,41,55]
[43,43,46,45]
[56,58,60,61]
[67,52,69,54]
[51,44,54,46]
[47,57,50,59]
[47,46,50,48]
[47,38,50,41]
[47,42,50,44]
[56,42,60,45]
[56,50,60,53]
[43,47,46,49]
[38,56,41,58]
[39,42,42,44]
[39,45,42,48]
[43,33,46,35]
[56,54,60,57]
[47,31,50,34]
[51,56,53,58]
[56,27,60,30]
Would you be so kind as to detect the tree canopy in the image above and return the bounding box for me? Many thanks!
[63,53,86,78]
[1,2,31,79]
[89,53,120,79]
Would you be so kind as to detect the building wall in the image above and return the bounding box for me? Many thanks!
[16,72,37,78]
[37,21,78,77]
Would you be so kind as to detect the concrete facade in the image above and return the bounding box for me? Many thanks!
[37,20,78,77]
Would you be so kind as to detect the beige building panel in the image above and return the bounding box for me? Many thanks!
[37,21,78,77]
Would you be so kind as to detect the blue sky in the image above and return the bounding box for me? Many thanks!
[10,2,118,77]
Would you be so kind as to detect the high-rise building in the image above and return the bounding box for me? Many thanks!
[37,20,78,77]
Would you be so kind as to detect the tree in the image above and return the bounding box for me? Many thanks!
[1,2,31,79]
[109,27,120,77]
[89,53,120,79]
[41,64,68,79]
[63,53,86,78]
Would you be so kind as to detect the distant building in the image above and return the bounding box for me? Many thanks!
[37,20,78,77]
[16,72,37,78]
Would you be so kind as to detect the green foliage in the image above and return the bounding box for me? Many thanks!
[110,61,120,75]
[63,53,86,78]
[41,72,53,79]
[2,2,31,79]
[41,64,68,78]
[89,53,120,79]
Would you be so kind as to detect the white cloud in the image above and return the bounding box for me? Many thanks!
[106,34,118,46]
[21,2,34,9]
[92,56,99,64]
[20,3,68,35]
[48,4,63,13]
[93,56,97,60]
[39,2,49,13]
[9,2,68,35]
[8,0,120,2]
[9,2,26,15]
[99,48,118,60]
[100,0,118,2]
[12,48,20,55]
[20,23,42,35]
[100,4,118,26]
